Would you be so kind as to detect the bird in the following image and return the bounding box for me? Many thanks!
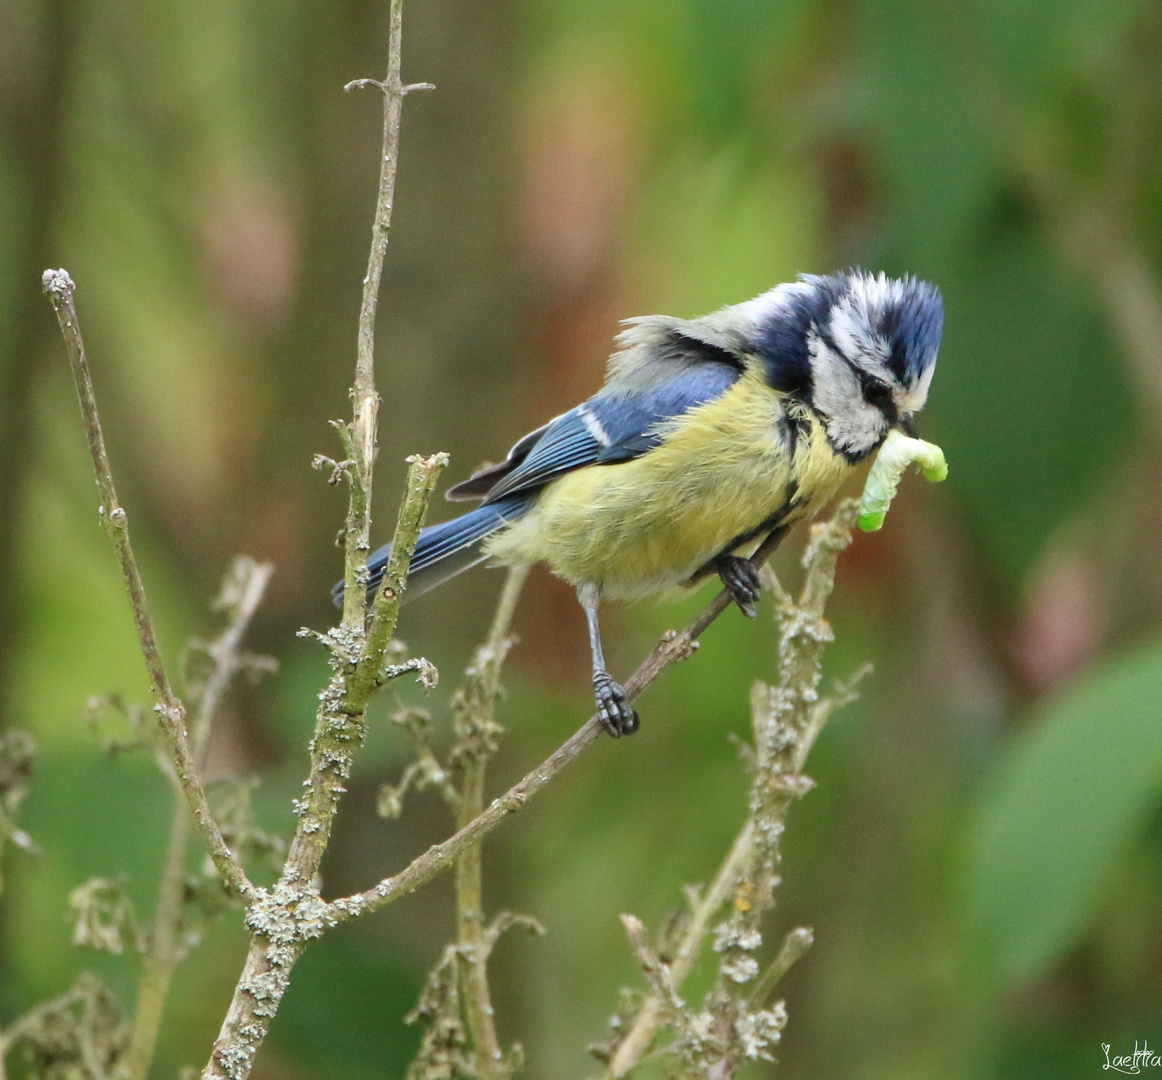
[336,271,943,738]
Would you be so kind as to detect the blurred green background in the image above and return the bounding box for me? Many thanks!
[2,0,1162,1077]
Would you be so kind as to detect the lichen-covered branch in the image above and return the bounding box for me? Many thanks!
[598,501,865,1079]
[602,825,756,1074]
[328,523,795,926]
[202,457,442,1080]
[41,267,254,903]
[451,566,528,1079]
[199,4,441,1072]
[400,567,531,1080]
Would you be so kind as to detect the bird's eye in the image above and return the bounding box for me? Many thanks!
[862,378,892,407]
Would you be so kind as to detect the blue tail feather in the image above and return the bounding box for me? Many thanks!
[331,492,533,607]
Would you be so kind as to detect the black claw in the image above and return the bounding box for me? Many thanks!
[593,671,639,737]
[718,555,761,618]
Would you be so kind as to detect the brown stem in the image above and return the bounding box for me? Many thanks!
[453,566,527,1076]
[606,825,756,1077]
[121,559,273,1080]
[339,0,433,628]
[328,522,791,925]
[41,268,254,903]
[201,3,431,1072]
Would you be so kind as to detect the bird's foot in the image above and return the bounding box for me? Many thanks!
[593,670,639,737]
[718,555,760,618]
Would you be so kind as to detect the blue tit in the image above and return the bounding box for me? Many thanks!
[336,270,943,737]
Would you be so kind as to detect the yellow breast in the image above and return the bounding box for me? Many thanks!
[484,374,855,599]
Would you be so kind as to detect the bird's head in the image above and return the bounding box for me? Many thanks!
[742,270,944,461]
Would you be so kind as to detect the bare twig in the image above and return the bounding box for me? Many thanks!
[355,453,449,700]
[121,558,273,1080]
[289,455,446,883]
[403,566,530,1080]
[606,825,756,1075]
[202,458,440,1080]
[452,566,527,1078]
[748,926,814,1009]
[42,267,254,903]
[339,0,431,628]
[327,522,795,926]
[191,558,277,760]
[200,4,437,1073]
[601,503,860,1078]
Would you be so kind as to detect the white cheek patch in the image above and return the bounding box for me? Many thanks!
[808,331,860,415]
[807,332,887,455]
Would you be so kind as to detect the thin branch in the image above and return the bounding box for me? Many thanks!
[620,915,685,1015]
[603,503,860,1078]
[606,825,756,1077]
[201,4,432,1072]
[41,268,254,903]
[339,0,418,628]
[354,453,449,700]
[202,456,441,1080]
[192,558,277,760]
[748,927,814,1009]
[287,455,446,884]
[453,566,528,1078]
[327,521,794,925]
[121,558,273,1080]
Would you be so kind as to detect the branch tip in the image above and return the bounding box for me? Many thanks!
[41,267,75,297]
[344,77,384,93]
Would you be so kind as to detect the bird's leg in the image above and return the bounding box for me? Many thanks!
[577,584,639,737]
[716,555,761,618]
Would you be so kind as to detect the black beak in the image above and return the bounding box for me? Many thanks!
[897,415,918,438]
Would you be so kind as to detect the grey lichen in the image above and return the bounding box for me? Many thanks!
[243,882,337,946]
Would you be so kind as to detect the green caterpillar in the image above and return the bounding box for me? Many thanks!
[858,429,948,532]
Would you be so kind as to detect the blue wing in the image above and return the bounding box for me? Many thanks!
[448,357,741,505]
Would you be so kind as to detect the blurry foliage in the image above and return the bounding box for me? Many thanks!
[1,0,1161,1078]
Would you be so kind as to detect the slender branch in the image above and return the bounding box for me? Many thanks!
[192,559,276,760]
[120,792,191,1080]
[41,268,254,903]
[453,566,528,1077]
[339,0,433,628]
[328,522,792,925]
[120,559,273,1080]
[748,927,814,1009]
[620,916,685,1014]
[202,456,440,1080]
[603,503,860,1078]
[606,825,756,1077]
[201,6,432,1072]
[354,453,449,699]
[288,456,446,884]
